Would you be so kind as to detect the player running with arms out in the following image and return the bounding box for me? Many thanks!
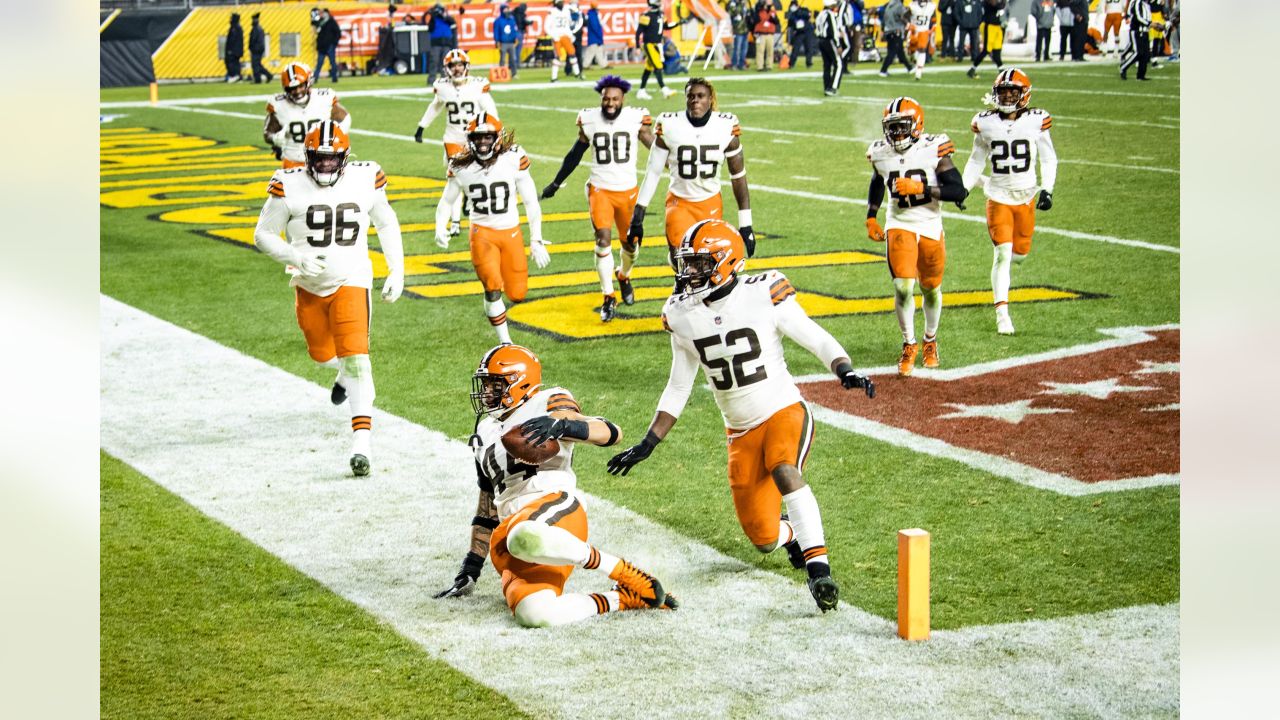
[437,114,549,344]
[634,0,682,100]
[541,76,655,322]
[963,69,1057,335]
[628,78,756,285]
[606,221,875,613]
[253,121,405,477]
[865,97,967,377]
[264,62,351,168]
[436,344,677,627]
[414,49,499,239]
[907,0,937,81]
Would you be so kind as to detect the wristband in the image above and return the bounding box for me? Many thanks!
[462,551,486,577]
[600,419,620,447]
[834,361,853,378]
[641,430,661,449]
[472,515,499,530]
[866,208,879,220]
[560,418,591,441]
[738,209,752,227]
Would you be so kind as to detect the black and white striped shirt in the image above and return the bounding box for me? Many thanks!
[816,8,840,39]
[1127,0,1152,30]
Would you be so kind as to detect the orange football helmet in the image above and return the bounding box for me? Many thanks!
[992,68,1032,114]
[882,97,925,152]
[675,220,746,298]
[303,121,350,186]
[465,112,505,161]
[281,62,312,105]
[444,49,470,84]
[472,344,543,417]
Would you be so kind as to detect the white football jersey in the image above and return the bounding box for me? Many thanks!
[909,1,936,31]
[867,133,955,238]
[431,77,493,146]
[1105,1,1124,13]
[576,106,652,191]
[655,111,742,202]
[662,270,807,430]
[545,6,574,39]
[473,386,581,519]
[264,161,388,296]
[267,87,338,164]
[447,146,531,230]
[970,108,1053,205]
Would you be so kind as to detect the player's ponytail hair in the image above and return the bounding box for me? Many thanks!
[684,77,718,111]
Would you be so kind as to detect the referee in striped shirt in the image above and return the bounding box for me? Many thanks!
[1120,0,1153,81]
[816,0,844,96]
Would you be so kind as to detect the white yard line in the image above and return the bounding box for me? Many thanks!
[101,295,1178,719]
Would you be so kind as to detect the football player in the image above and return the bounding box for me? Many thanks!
[962,69,1057,335]
[967,0,1006,78]
[540,76,655,322]
[252,121,405,477]
[606,221,875,613]
[628,78,756,280]
[865,97,967,376]
[263,62,351,169]
[414,49,499,239]
[907,1,937,81]
[546,0,583,82]
[436,114,549,344]
[633,0,681,100]
[436,344,677,627]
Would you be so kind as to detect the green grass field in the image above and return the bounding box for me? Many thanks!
[101,60,1179,716]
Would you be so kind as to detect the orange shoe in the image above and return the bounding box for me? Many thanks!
[898,342,918,377]
[921,338,940,369]
[609,559,666,608]
[615,584,680,611]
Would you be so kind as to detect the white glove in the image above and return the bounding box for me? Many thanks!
[294,253,327,277]
[381,272,404,303]
[435,231,450,249]
[530,239,551,269]
[976,175,990,190]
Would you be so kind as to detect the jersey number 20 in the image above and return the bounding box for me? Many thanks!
[467,182,511,214]
[694,328,768,390]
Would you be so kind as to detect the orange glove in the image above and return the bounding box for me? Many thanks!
[866,217,885,242]
[894,176,926,196]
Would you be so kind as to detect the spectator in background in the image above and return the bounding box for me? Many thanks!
[315,8,340,82]
[495,4,522,77]
[568,0,586,68]
[1055,0,1073,61]
[1166,1,1179,61]
[224,13,244,83]
[753,0,780,71]
[728,0,750,70]
[1070,0,1089,61]
[954,0,982,68]
[787,0,816,69]
[248,13,272,83]
[513,3,530,67]
[1030,0,1054,62]
[842,0,864,72]
[877,0,913,77]
[427,2,457,84]
[582,3,608,69]
[939,0,957,60]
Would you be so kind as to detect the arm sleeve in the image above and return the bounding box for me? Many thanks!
[866,170,885,217]
[936,166,968,202]
[369,189,404,277]
[514,168,543,244]
[655,334,700,419]
[1037,130,1058,194]
[774,295,848,368]
[253,195,301,267]
[419,95,444,128]
[435,179,459,233]
[479,90,499,119]
[636,143,670,207]
[963,131,989,191]
[551,140,590,188]
[337,111,351,134]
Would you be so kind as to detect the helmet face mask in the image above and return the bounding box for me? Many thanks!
[468,131,499,160]
[676,253,717,292]
[471,345,542,418]
[992,69,1032,114]
[444,49,470,85]
[470,373,513,417]
[303,121,350,187]
[881,97,924,153]
[281,63,312,106]
[883,116,916,151]
[676,220,746,300]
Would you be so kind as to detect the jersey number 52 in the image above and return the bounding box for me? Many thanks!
[693,328,768,390]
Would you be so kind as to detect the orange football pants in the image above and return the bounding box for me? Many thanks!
[470,224,529,301]
[886,229,947,289]
[1104,13,1123,43]
[490,491,589,611]
[985,198,1036,256]
[665,192,724,248]
[909,29,932,53]
[726,402,815,547]
[294,285,370,362]
[588,183,638,242]
[554,36,576,58]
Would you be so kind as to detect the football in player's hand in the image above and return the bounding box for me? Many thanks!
[502,425,559,465]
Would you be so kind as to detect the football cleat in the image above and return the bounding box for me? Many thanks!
[350,453,370,477]
[636,88,653,100]
[600,294,617,322]
[807,573,840,613]
[996,306,1015,335]
[898,342,918,377]
[615,583,679,611]
[609,559,666,609]
[661,87,677,98]
[921,339,940,369]
[617,272,635,305]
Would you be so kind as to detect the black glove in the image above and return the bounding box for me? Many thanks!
[627,205,647,248]
[540,182,559,200]
[434,551,485,598]
[1037,190,1053,211]
[519,415,589,446]
[414,126,425,144]
[740,225,756,257]
[837,363,876,398]
[272,145,283,160]
[954,197,966,211]
[606,431,659,476]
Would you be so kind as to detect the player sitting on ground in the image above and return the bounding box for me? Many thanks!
[606,220,874,613]
[436,114,549,344]
[541,75,655,322]
[436,344,677,627]
[263,62,350,168]
[866,97,967,376]
[252,121,404,477]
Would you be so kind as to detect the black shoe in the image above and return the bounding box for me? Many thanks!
[331,381,347,406]
[807,571,839,613]
[350,454,370,477]
[1120,68,1128,80]
[617,272,635,305]
[966,66,977,78]
[600,294,617,322]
